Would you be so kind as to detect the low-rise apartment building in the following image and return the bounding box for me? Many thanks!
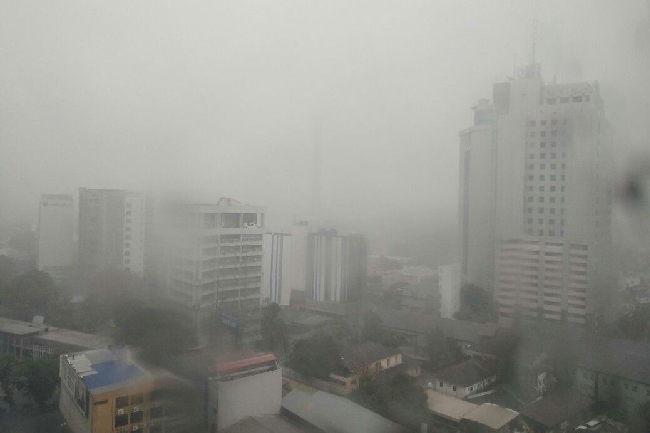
[0,317,112,361]
[433,359,497,399]
[328,342,404,395]
[59,348,191,433]
[570,337,650,413]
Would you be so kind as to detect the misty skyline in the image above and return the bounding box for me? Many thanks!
[1,0,649,230]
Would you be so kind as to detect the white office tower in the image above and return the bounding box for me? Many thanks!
[168,198,265,346]
[261,232,292,306]
[78,188,149,278]
[289,221,310,292]
[459,65,614,326]
[306,230,367,303]
[438,264,461,319]
[38,194,75,285]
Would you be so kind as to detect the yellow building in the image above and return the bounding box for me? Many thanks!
[59,348,190,433]
[328,342,419,395]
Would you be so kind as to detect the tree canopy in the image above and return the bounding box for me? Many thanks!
[260,303,288,353]
[0,270,58,321]
[350,373,429,430]
[362,312,406,348]
[425,327,461,371]
[289,332,342,380]
[453,284,496,323]
[14,356,59,408]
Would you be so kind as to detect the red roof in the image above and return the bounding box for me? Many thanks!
[212,353,276,375]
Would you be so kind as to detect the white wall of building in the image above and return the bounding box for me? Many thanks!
[209,367,282,431]
[262,233,293,306]
[123,192,146,277]
[459,123,497,292]
[439,264,461,319]
[289,222,310,291]
[38,195,74,280]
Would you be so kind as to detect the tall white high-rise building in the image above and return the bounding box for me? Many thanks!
[459,65,614,326]
[438,264,461,319]
[306,230,367,303]
[38,194,75,284]
[289,221,310,292]
[262,232,292,306]
[168,198,265,346]
[78,188,149,278]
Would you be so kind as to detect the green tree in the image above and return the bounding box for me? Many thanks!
[76,269,146,332]
[289,333,341,380]
[425,327,461,371]
[0,354,17,405]
[362,312,405,348]
[8,231,37,256]
[630,401,650,433]
[350,373,429,429]
[260,303,288,353]
[113,301,195,366]
[0,270,58,321]
[453,284,496,323]
[14,356,59,408]
[0,255,14,286]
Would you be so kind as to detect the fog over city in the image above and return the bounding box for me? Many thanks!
[3,2,650,433]
[1,1,649,235]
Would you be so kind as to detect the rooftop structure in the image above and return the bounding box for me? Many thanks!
[373,308,498,350]
[282,389,408,433]
[330,343,404,395]
[426,390,478,423]
[59,348,190,433]
[568,337,650,385]
[460,403,520,431]
[520,388,592,432]
[0,317,112,361]
[433,359,498,400]
[340,342,401,373]
[208,352,282,431]
[221,415,316,433]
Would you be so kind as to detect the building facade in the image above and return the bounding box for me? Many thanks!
[59,348,190,433]
[78,188,150,278]
[289,221,310,292]
[459,67,614,326]
[306,230,367,303]
[38,194,75,285]
[433,359,497,400]
[439,264,461,319]
[262,232,292,306]
[208,353,281,432]
[168,198,265,346]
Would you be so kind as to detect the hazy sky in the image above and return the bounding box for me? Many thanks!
[1,0,649,230]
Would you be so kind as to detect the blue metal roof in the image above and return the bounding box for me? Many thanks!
[83,360,145,390]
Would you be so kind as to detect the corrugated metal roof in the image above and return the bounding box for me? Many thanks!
[282,390,408,433]
[373,308,498,344]
[221,415,314,433]
[566,337,650,385]
[461,403,519,429]
[340,342,401,373]
[213,353,277,375]
[426,390,478,422]
[434,359,496,387]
